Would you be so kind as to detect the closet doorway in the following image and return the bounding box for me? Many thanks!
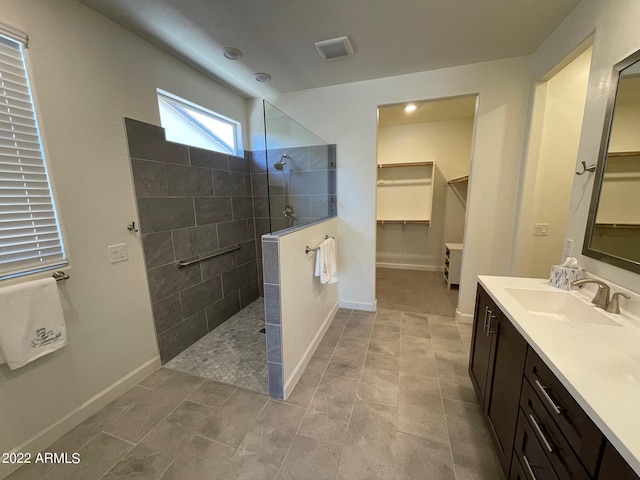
[375,96,477,316]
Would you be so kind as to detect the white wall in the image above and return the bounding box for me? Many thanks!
[0,1,249,473]
[376,118,472,270]
[257,58,532,315]
[532,0,640,294]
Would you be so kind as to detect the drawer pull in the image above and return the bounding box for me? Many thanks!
[534,379,563,415]
[483,306,490,335]
[522,455,539,480]
[528,413,554,454]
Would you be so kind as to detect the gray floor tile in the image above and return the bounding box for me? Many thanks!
[345,399,397,445]
[457,321,473,345]
[187,379,237,408]
[159,435,234,480]
[104,372,204,443]
[375,308,402,326]
[399,336,438,378]
[314,325,344,359]
[398,374,449,442]
[401,312,431,338]
[42,433,133,480]
[138,368,177,390]
[325,336,368,379]
[356,354,399,407]
[298,373,359,445]
[335,439,396,480]
[285,356,329,408]
[342,314,375,339]
[395,432,455,480]
[199,387,269,447]
[435,349,477,404]
[277,435,342,480]
[331,309,352,327]
[429,317,465,351]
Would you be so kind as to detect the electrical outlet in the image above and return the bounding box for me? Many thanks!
[533,223,549,236]
[108,243,128,263]
[563,239,574,257]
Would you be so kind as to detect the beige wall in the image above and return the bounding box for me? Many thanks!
[376,118,472,270]
[0,0,248,473]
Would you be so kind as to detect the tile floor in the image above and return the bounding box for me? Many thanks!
[6,305,503,480]
[165,299,268,394]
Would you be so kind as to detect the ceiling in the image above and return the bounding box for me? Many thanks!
[378,96,478,127]
[80,0,581,98]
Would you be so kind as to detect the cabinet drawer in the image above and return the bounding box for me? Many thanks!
[514,409,559,480]
[524,348,604,475]
[598,442,640,480]
[520,380,590,480]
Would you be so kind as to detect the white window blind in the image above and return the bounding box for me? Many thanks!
[0,30,66,279]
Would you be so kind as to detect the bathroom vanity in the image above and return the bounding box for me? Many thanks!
[469,276,640,479]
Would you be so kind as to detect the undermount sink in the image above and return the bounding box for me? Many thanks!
[505,288,622,327]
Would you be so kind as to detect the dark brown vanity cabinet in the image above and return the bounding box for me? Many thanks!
[470,283,640,480]
[469,284,528,474]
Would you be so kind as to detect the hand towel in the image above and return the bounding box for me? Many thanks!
[315,237,338,284]
[0,277,67,369]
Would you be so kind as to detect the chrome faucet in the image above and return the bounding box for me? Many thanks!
[606,292,631,314]
[571,278,611,309]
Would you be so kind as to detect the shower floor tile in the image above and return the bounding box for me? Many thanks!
[165,299,268,394]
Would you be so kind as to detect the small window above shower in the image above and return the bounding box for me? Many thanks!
[157,89,241,155]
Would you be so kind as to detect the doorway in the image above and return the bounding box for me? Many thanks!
[375,96,477,315]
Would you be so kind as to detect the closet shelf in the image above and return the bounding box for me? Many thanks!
[377,161,434,168]
[447,175,469,185]
[607,150,640,157]
[376,219,431,225]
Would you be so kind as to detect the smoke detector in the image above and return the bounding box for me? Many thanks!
[314,36,354,61]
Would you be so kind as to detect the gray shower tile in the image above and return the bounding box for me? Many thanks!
[166,163,214,196]
[180,276,223,318]
[310,195,332,219]
[125,118,189,165]
[289,195,311,218]
[142,231,174,269]
[194,197,233,225]
[218,219,249,247]
[159,435,234,480]
[268,362,285,399]
[255,218,272,237]
[228,154,250,173]
[189,146,229,170]
[252,195,269,217]
[232,196,254,220]
[201,252,237,281]
[251,173,269,196]
[172,223,219,261]
[199,388,269,447]
[309,145,333,170]
[131,158,168,197]
[247,218,256,240]
[266,324,282,363]
[104,401,211,480]
[152,294,183,335]
[138,197,195,233]
[270,146,310,171]
[214,170,248,196]
[157,311,208,362]
[236,239,257,265]
[206,292,241,331]
[264,283,281,324]
[239,279,259,308]
[262,241,279,284]
[291,170,332,195]
[222,262,255,293]
[147,261,202,302]
[43,432,134,480]
[250,149,267,173]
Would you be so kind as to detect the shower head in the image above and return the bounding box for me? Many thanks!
[274,154,289,170]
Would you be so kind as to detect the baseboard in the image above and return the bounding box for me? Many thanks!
[339,299,377,312]
[456,309,473,324]
[283,302,338,399]
[376,262,443,272]
[0,356,160,479]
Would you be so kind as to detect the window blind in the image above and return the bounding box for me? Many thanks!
[0,32,66,278]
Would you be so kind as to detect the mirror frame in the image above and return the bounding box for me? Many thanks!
[582,48,640,274]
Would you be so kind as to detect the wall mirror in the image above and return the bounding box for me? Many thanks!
[583,49,640,273]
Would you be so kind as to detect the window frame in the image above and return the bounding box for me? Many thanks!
[156,89,242,156]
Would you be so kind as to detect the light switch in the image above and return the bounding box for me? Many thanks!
[563,239,574,257]
[108,243,128,263]
[533,223,549,236]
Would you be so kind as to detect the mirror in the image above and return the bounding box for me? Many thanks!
[583,49,640,273]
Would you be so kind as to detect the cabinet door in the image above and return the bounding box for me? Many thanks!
[469,285,495,403]
[485,312,528,474]
[598,442,640,480]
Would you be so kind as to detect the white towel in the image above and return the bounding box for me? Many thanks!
[315,237,338,285]
[0,277,67,369]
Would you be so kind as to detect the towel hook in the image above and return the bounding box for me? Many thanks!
[576,161,596,175]
[127,221,139,233]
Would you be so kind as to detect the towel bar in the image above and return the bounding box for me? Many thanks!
[52,271,69,281]
[305,235,335,254]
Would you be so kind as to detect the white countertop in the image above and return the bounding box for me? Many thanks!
[478,275,640,475]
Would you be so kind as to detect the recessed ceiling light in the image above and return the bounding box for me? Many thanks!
[404,104,417,113]
[223,47,243,60]
[254,72,272,82]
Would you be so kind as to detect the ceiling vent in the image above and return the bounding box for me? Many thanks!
[314,36,354,61]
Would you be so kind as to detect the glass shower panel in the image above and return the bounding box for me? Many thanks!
[263,101,336,233]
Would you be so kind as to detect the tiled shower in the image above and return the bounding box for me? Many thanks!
[125,111,337,377]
